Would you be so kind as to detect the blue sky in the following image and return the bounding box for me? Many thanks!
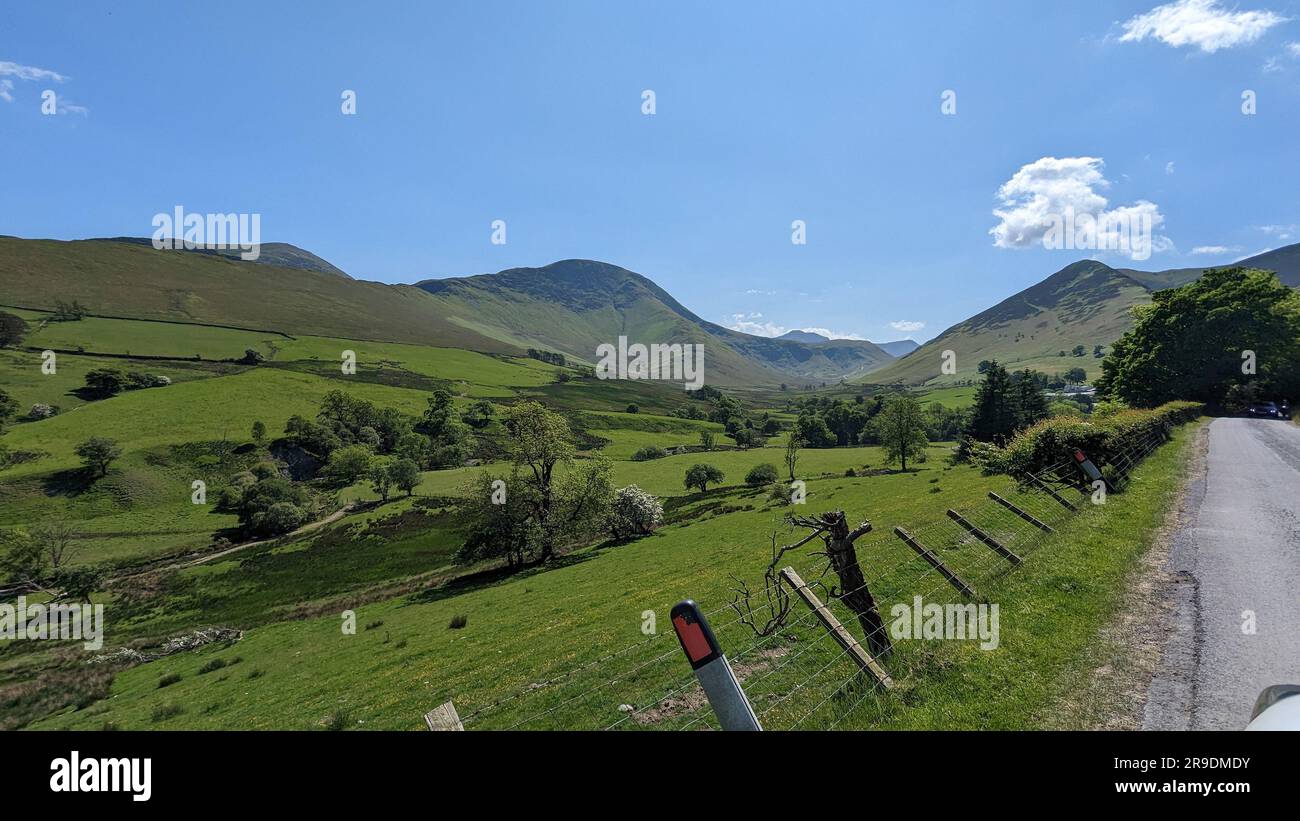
[3,0,1299,343]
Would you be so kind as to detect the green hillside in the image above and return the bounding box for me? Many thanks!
[869,246,1300,386]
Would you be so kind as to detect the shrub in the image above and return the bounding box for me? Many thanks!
[632,445,668,461]
[982,401,1203,478]
[27,403,57,420]
[768,482,792,505]
[607,485,664,540]
[448,615,468,629]
[744,463,779,487]
[197,658,228,675]
[251,501,308,535]
[158,673,181,689]
[151,703,184,722]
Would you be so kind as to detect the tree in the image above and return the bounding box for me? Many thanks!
[607,485,664,540]
[684,463,724,493]
[324,444,373,485]
[625,403,639,414]
[250,420,267,444]
[83,369,127,398]
[237,478,312,535]
[728,427,765,449]
[794,414,836,448]
[1012,369,1050,428]
[1071,345,1086,357]
[784,432,803,481]
[503,401,576,561]
[1063,367,1087,384]
[699,429,715,451]
[745,463,779,487]
[1096,267,1300,407]
[462,399,494,429]
[1093,344,1104,358]
[0,388,18,429]
[75,437,121,476]
[369,459,393,501]
[962,360,1018,445]
[874,394,929,471]
[0,311,29,347]
[0,528,45,592]
[389,458,420,496]
[423,389,457,438]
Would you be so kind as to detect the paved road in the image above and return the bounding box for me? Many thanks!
[1144,418,1300,730]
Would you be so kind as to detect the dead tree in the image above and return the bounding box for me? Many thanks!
[731,510,892,659]
[789,511,892,659]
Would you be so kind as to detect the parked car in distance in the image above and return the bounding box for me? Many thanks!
[1246,401,1282,419]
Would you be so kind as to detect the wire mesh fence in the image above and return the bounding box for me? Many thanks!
[454,428,1170,731]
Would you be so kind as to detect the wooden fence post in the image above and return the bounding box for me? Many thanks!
[988,492,1054,533]
[779,567,893,689]
[892,527,978,600]
[945,509,1022,566]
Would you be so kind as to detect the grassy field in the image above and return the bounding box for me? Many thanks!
[29,420,1197,730]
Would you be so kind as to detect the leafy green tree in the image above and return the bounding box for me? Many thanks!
[462,399,495,429]
[389,458,421,496]
[83,369,127,398]
[1071,345,1086,357]
[794,414,836,448]
[369,459,393,501]
[324,444,373,485]
[503,401,575,561]
[423,389,457,438]
[1096,268,1300,407]
[699,429,715,451]
[684,463,724,493]
[784,432,803,480]
[250,420,267,443]
[237,478,312,536]
[874,394,929,471]
[1063,367,1087,384]
[745,463,779,486]
[0,311,29,347]
[75,436,122,476]
[728,427,765,449]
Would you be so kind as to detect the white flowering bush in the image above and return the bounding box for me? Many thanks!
[28,403,57,419]
[607,484,663,540]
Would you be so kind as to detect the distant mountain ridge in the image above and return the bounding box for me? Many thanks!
[90,237,352,279]
[866,245,1300,386]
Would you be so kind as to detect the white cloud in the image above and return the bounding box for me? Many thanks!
[1192,245,1238,254]
[725,314,866,340]
[989,156,1170,260]
[0,79,12,103]
[1288,41,1300,56]
[0,60,68,83]
[744,288,776,296]
[890,320,925,333]
[1119,0,1286,53]
[55,99,87,116]
[1257,224,1296,241]
[1165,161,1176,174]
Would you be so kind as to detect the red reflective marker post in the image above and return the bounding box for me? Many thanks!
[670,600,762,731]
[1073,449,1109,490]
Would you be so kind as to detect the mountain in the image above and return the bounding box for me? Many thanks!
[777,330,831,344]
[416,260,896,384]
[877,339,920,357]
[0,239,894,386]
[88,237,352,278]
[867,245,1300,386]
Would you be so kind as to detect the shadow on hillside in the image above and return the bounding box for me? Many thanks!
[40,468,97,498]
[401,550,600,608]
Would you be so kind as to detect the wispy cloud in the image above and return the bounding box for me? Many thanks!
[1257,224,1296,241]
[0,60,68,83]
[1165,161,1176,175]
[889,320,925,333]
[725,313,866,340]
[1192,245,1239,254]
[0,79,12,103]
[1119,0,1287,54]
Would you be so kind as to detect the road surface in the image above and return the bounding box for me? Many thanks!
[1143,417,1300,730]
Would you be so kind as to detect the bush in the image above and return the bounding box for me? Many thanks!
[768,482,793,505]
[27,403,57,420]
[632,445,668,461]
[251,502,308,535]
[980,401,1203,478]
[158,673,181,689]
[607,485,664,540]
[744,463,779,487]
[448,615,468,629]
